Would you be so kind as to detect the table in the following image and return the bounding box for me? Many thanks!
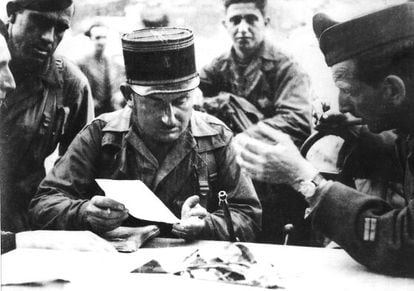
[2,239,413,291]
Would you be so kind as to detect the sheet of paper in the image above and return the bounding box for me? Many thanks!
[96,179,180,224]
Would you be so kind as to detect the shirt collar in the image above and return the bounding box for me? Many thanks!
[38,57,63,89]
[227,40,277,63]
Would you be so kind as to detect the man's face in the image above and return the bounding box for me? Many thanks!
[332,60,396,133]
[8,6,73,67]
[0,35,16,101]
[90,26,108,54]
[223,3,268,59]
[132,89,195,143]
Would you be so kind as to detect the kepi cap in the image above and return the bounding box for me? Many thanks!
[7,0,73,15]
[121,27,199,97]
[313,3,414,66]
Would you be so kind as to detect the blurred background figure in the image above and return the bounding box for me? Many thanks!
[140,0,169,28]
[78,22,122,116]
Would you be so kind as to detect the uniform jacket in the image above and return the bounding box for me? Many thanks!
[199,40,312,147]
[29,108,262,242]
[0,56,94,232]
[313,133,414,275]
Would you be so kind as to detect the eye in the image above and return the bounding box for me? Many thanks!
[244,15,258,25]
[172,96,189,107]
[229,16,242,25]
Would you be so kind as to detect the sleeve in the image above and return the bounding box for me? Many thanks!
[1,231,16,254]
[29,121,104,230]
[262,59,313,147]
[199,58,223,97]
[202,133,262,242]
[59,65,95,156]
[312,181,414,275]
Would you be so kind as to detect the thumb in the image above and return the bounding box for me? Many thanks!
[183,195,200,210]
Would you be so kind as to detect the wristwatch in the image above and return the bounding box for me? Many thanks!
[296,173,326,198]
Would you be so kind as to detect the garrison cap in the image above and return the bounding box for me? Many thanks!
[121,27,199,97]
[313,3,414,66]
[7,0,73,16]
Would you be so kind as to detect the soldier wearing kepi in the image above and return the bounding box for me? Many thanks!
[234,3,414,275]
[29,27,261,242]
[0,0,94,232]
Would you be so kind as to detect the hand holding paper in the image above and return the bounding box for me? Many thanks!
[85,196,129,233]
[96,179,180,224]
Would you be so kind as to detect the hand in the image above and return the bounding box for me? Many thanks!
[202,93,230,113]
[234,123,318,187]
[171,195,208,240]
[316,111,363,141]
[85,196,129,233]
[16,230,116,252]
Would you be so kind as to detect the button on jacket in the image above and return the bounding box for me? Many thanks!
[0,56,94,232]
[29,108,262,242]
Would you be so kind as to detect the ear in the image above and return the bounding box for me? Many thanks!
[382,75,406,106]
[221,19,227,29]
[120,83,132,101]
[264,16,270,26]
[9,13,16,24]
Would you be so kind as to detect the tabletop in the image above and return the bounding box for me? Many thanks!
[2,238,413,291]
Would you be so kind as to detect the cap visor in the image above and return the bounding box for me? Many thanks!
[130,77,200,97]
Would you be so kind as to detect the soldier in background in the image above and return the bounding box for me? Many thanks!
[199,0,313,245]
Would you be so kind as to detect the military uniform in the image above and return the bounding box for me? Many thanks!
[313,134,414,274]
[29,108,262,241]
[199,40,312,147]
[308,3,414,275]
[0,56,94,232]
[200,40,313,244]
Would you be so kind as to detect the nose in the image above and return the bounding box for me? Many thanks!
[161,103,177,126]
[237,19,249,35]
[41,26,55,44]
[338,92,354,114]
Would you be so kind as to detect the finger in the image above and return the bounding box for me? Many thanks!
[243,137,270,155]
[257,123,292,144]
[91,196,126,211]
[88,203,129,220]
[182,195,200,210]
[239,146,262,164]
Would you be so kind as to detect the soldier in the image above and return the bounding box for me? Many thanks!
[234,3,414,275]
[29,27,261,242]
[0,0,94,232]
[199,0,313,244]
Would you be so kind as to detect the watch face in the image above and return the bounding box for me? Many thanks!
[298,181,317,198]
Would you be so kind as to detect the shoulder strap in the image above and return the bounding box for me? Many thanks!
[196,139,218,208]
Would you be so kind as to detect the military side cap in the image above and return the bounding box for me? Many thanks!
[7,0,73,16]
[314,3,414,66]
[122,27,199,96]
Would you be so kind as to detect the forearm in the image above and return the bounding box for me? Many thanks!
[312,181,414,275]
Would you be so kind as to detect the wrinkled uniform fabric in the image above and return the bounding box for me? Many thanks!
[313,132,414,275]
[0,57,94,232]
[200,40,313,244]
[29,108,261,242]
[199,40,312,147]
[77,54,114,116]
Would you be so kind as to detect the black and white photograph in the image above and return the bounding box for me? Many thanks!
[0,0,413,290]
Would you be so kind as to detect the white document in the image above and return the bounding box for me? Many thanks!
[96,179,180,224]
